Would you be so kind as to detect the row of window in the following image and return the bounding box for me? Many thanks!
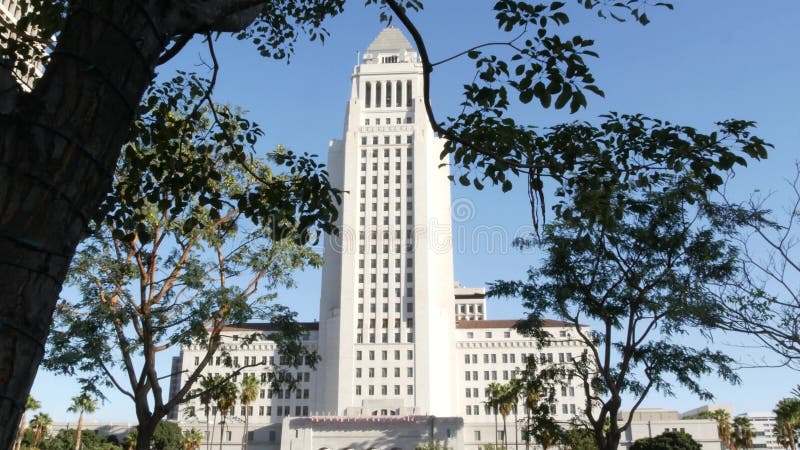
[356,302,412,314]
[464,353,517,364]
[355,384,414,396]
[359,287,414,298]
[259,387,311,400]
[356,332,414,343]
[361,136,414,147]
[195,354,314,367]
[361,175,414,186]
[358,214,414,226]
[465,331,510,339]
[465,403,577,416]
[364,117,413,126]
[357,318,413,329]
[364,80,413,109]
[359,271,413,283]
[356,349,413,360]
[355,367,414,378]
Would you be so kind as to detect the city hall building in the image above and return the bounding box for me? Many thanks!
[170,28,590,450]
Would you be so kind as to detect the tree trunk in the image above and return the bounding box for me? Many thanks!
[242,409,249,450]
[134,420,158,450]
[12,411,25,450]
[74,411,84,450]
[494,410,498,450]
[210,412,218,450]
[219,416,225,450]
[514,408,519,450]
[0,1,167,445]
[503,415,508,449]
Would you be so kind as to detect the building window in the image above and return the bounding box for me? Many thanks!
[365,82,371,108]
[356,385,362,395]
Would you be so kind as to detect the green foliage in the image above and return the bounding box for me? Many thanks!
[68,394,98,416]
[151,422,182,450]
[488,115,768,450]
[631,432,702,450]
[414,441,451,450]
[774,398,800,450]
[37,429,121,450]
[43,73,332,447]
[561,427,599,450]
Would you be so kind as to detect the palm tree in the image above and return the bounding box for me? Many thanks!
[216,379,238,450]
[239,375,260,450]
[14,396,41,450]
[519,380,541,450]
[486,384,501,450]
[698,409,733,450]
[67,393,98,450]
[30,412,53,449]
[181,429,205,450]
[775,398,800,450]
[488,383,515,449]
[200,375,221,450]
[122,430,138,450]
[731,416,754,450]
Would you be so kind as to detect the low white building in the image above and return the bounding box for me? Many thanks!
[619,409,722,450]
[738,412,782,450]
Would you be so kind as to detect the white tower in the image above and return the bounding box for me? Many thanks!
[315,28,457,417]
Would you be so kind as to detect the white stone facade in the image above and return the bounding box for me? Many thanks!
[738,412,782,450]
[171,28,591,450]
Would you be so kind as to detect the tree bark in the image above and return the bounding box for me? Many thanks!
[0,0,268,446]
[74,411,84,450]
[134,420,157,450]
[0,2,167,445]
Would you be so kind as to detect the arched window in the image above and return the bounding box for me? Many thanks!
[406,80,413,106]
[396,81,402,107]
[376,82,382,108]
[365,82,371,108]
[386,81,392,108]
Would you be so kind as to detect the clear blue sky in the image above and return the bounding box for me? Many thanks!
[33,1,800,424]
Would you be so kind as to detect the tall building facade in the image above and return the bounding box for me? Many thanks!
[172,28,590,450]
[315,26,456,418]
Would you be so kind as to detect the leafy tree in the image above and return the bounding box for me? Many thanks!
[179,429,203,450]
[41,429,121,450]
[0,0,672,442]
[151,422,182,450]
[489,115,768,450]
[561,427,599,450]
[508,359,563,450]
[214,380,238,450]
[121,432,137,450]
[239,375,260,450]
[630,431,702,450]
[67,394,98,450]
[13,397,41,450]
[414,442,450,450]
[43,75,328,450]
[774,398,800,450]
[731,416,754,450]
[689,410,732,450]
[487,382,515,449]
[29,413,52,450]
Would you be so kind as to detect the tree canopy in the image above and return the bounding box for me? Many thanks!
[0,0,769,447]
[43,75,325,449]
[631,432,702,450]
[489,115,768,450]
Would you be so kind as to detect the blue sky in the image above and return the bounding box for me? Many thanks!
[33,1,800,424]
